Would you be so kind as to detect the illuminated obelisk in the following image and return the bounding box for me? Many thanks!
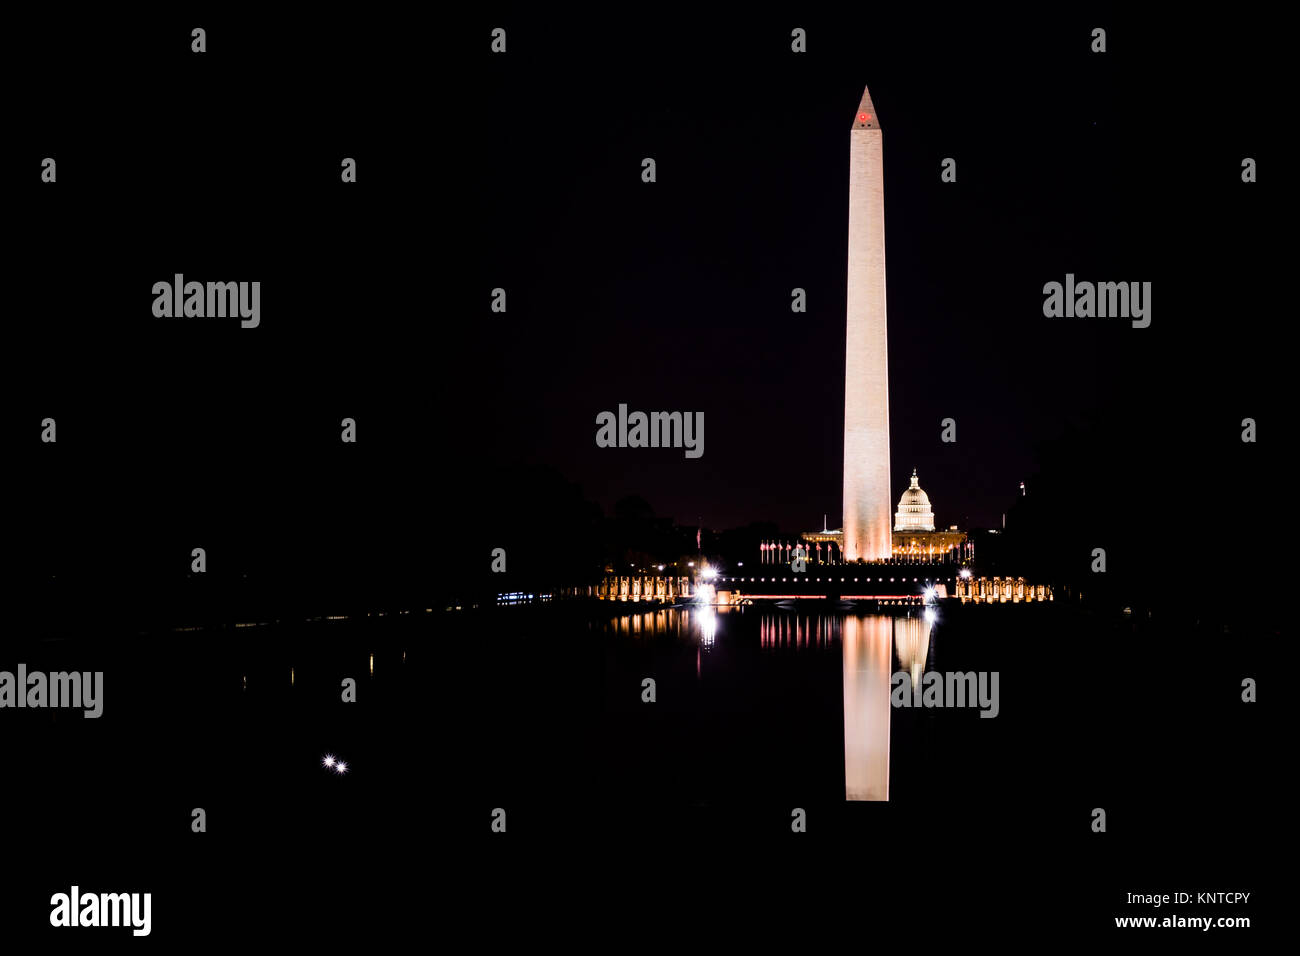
[841,85,892,562]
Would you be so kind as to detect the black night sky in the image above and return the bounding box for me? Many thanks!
[7,7,1282,588]
[456,8,1279,536]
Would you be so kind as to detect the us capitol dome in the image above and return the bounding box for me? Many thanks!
[889,469,966,559]
[894,469,935,532]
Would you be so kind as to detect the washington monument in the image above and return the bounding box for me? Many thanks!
[841,84,893,562]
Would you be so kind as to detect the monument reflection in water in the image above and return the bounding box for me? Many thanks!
[842,613,932,801]
[609,607,933,803]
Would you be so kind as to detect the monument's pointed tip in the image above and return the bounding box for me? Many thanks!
[852,86,879,130]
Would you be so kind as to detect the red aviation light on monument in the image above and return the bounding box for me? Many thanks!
[852,86,879,129]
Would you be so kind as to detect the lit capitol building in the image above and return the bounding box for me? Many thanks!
[798,468,965,562]
[891,469,965,558]
[894,469,934,531]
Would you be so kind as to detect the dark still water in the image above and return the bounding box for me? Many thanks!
[7,601,1274,937]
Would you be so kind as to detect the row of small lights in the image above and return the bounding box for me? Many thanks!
[721,569,973,584]
[726,576,938,583]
